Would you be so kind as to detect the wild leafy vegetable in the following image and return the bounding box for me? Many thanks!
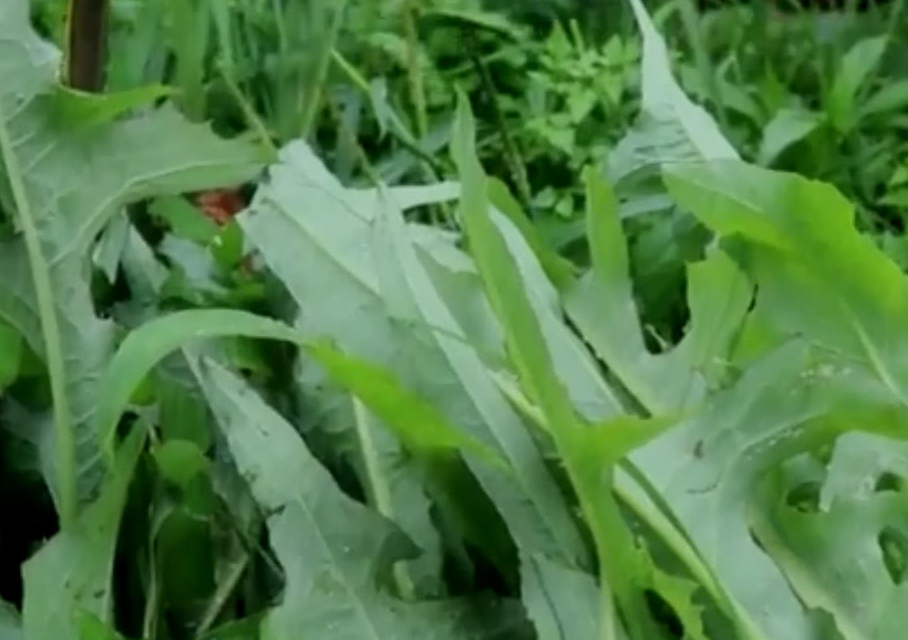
[238,141,589,569]
[7,1,908,640]
[21,428,144,640]
[193,356,529,640]
[0,0,268,526]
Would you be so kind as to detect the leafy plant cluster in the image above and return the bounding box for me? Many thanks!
[4,0,908,639]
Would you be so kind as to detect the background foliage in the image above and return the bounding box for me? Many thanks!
[3,0,908,639]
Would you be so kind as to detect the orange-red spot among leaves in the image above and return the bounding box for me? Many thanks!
[195,189,246,225]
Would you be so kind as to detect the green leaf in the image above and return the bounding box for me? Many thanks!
[21,426,145,640]
[486,178,576,290]
[149,196,219,245]
[50,84,176,130]
[453,93,670,640]
[858,79,908,121]
[349,399,446,597]
[758,108,825,166]
[827,36,888,133]
[662,160,908,408]
[752,460,908,640]
[96,309,512,482]
[611,0,737,186]
[95,309,300,458]
[76,610,131,640]
[0,600,21,640]
[0,0,269,518]
[519,553,602,640]
[92,212,130,285]
[309,341,504,466]
[821,432,908,510]
[192,356,530,640]
[239,141,588,567]
[452,95,576,444]
[630,337,908,640]
[153,438,209,489]
[565,170,750,415]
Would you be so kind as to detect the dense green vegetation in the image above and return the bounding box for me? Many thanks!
[3,0,908,638]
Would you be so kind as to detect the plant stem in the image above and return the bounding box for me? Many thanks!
[402,0,428,141]
[469,43,533,214]
[65,0,110,91]
[402,1,450,224]
[300,1,348,140]
[219,64,279,158]
[195,551,251,637]
[0,104,76,529]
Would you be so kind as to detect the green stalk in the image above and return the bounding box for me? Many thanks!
[469,45,533,214]
[300,0,348,140]
[219,64,278,158]
[195,552,251,637]
[0,104,76,529]
[401,2,451,224]
[331,49,452,175]
[402,0,428,141]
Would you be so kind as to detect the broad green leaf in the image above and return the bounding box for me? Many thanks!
[758,108,825,166]
[752,461,908,640]
[821,433,908,510]
[565,170,750,415]
[239,141,588,567]
[0,0,269,514]
[827,36,888,133]
[630,339,908,640]
[192,357,530,640]
[611,0,737,186]
[0,600,20,640]
[662,160,908,408]
[21,426,145,640]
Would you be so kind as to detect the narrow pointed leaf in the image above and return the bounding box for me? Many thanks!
[193,357,530,640]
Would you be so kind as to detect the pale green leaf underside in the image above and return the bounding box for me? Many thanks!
[0,0,268,504]
[194,357,528,640]
[240,141,587,566]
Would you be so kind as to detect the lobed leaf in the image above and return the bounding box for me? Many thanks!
[0,0,269,511]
